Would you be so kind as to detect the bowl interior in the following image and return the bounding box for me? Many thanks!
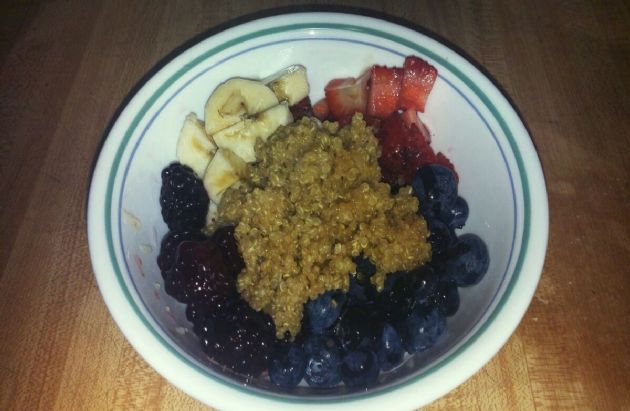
[104,21,526,401]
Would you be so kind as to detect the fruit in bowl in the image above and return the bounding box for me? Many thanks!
[87,12,548,411]
[156,55,490,389]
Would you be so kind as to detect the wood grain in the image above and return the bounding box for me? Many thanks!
[1,0,629,409]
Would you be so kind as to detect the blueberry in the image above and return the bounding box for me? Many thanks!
[269,342,306,389]
[418,164,458,215]
[341,350,379,388]
[403,306,446,353]
[440,196,469,230]
[306,291,347,334]
[433,280,460,317]
[335,305,381,352]
[377,324,405,371]
[347,275,378,306]
[427,219,456,257]
[411,172,434,218]
[304,335,342,388]
[445,234,490,287]
[413,268,439,307]
[414,268,460,317]
[353,255,377,280]
[378,272,417,324]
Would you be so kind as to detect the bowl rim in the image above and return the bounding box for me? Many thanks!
[87,11,548,410]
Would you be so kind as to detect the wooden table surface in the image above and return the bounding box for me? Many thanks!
[1,1,629,409]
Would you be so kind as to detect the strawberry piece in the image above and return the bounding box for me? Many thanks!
[378,111,434,186]
[401,108,431,143]
[312,98,330,120]
[324,71,369,119]
[367,66,403,118]
[399,56,438,113]
[290,96,313,120]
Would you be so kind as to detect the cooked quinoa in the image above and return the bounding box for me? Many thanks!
[216,114,431,338]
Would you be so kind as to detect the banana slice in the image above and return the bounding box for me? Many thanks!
[212,102,293,163]
[204,78,279,135]
[205,200,219,227]
[202,148,246,204]
[266,65,310,105]
[176,113,216,177]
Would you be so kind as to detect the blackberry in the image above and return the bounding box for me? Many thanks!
[157,230,207,273]
[194,300,276,377]
[160,163,209,231]
[210,226,244,275]
[163,240,235,305]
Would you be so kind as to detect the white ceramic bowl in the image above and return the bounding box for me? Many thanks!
[87,12,548,410]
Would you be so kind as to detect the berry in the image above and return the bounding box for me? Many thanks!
[335,305,381,352]
[312,98,330,120]
[157,230,207,272]
[353,254,377,280]
[377,111,433,186]
[210,226,244,275]
[377,323,405,371]
[401,108,431,143]
[341,350,379,388]
[367,66,403,119]
[445,234,490,286]
[324,72,369,120]
[399,55,438,113]
[305,291,347,334]
[186,299,233,328]
[164,240,235,305]
[413,267,439,307]
[403,305,446,353]
[417,164,458,216]
[414,268,460,317]
[433,279,460,317]
[304,334,342,388]
[347,275,378,307]
[378,272,417,324]
[160,163,209,231]
[195,300,276,378]
[440,196,469,230]
[269,342,306,389]
[427,219,456,257]
[289,96,313,120]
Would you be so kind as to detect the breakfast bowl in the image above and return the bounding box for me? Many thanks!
[87,12,548,410]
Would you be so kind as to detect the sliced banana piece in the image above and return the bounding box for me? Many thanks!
[212,102,293,163]
[176,113,216,177]
[266,65,310,105]
[205,200,219,227]
[202,148,246,204]
[204,78,279,135]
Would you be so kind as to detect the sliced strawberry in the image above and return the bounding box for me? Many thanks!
[290,96,313,120]
[324,71,369,119]
[312,98,330,120]
[378,111,435,186]
[399,56,438,113]
[367,66,403,119]
[364,115,382,130]
[401,108,431,143]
